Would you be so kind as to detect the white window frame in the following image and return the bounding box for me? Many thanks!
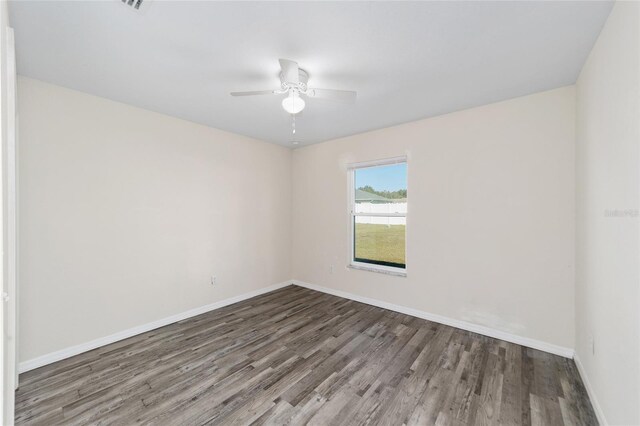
[348,156,407,277]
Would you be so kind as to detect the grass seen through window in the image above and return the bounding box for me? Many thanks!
[354,223,406,267]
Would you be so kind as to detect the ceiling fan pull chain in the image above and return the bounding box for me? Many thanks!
[292,113,296,135]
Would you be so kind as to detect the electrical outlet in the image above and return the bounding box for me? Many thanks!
[590,335,595,355]
[211,276,217,286]
[330,264,335,274]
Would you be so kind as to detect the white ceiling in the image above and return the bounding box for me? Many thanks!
[10,1,612,147]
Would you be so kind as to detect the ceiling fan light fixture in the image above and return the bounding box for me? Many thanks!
[282,92,305,114]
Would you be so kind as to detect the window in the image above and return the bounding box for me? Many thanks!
[349,157,407,275]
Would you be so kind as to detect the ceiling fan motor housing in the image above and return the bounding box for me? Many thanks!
[281,68,309,92]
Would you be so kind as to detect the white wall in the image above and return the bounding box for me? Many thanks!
[292,87,576,350]
[575,2,640,424]
[1,0,17,422]
[17,77,292,363]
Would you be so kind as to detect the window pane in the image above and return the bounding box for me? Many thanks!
[354,163,407,214]
[354,217,406,268]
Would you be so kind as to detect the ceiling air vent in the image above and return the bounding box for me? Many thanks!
[120,0,150,12]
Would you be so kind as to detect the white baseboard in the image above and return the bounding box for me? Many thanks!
[18,281,293,373]
[574,353,607,425]
[20,279,575,374]
[292,280,575,359]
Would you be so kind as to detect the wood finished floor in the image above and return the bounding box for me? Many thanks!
[16,285,597,425]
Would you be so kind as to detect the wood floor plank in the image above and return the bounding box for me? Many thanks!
[15,285,598,425]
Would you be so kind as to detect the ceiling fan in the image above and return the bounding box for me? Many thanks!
[231,59,357,115]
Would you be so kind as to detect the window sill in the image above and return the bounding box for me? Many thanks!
[348,263,407,277]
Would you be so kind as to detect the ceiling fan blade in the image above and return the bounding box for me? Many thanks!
[306,88,357,102]
[279,59,299,84]
[230,90,277,97]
